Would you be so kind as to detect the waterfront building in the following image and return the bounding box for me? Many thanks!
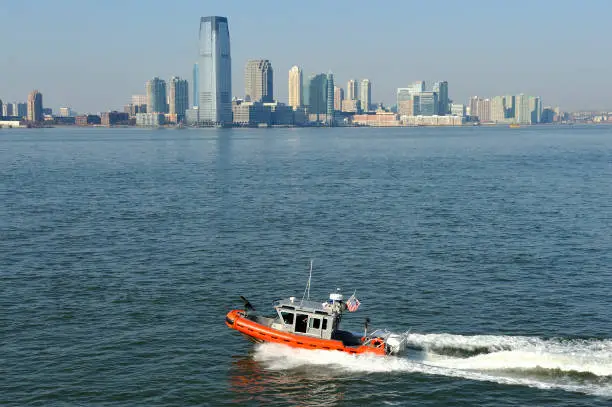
[360,79,371,112]
[341,99,360,113]
[75,115,101,126]
[192,63,199,107]
[515,93,531,124]
[346,79,358,101]
[168,76,189,121]
[146,77,167,113]
[101,111,130,126]
[2,101,13,116]
[414,91,438,116]
[504,94,515,119]
[288,65,303,108]
[27,90,43,122]
[432,81,449,115]
[59,107,73,117]
[136,112,166,127]
[450,103,466,117]
[397,88,412,116]
[490,96,506,123]
[0,99,3,117]
[353,111,400,127]
[333,86,344,111]
[326,72,335,124]
[232,100,271,126]
[469,96,491,122]
[306,73,328,116]
[529,96,542,124]
[197,16,232,125]
[264,101,295,125]
[245,59,273,103]
[16,103,27,118]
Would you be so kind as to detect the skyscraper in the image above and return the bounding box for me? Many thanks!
[529,96,542,124]
[360,79,371,112]
[0,99,3,117]
[307,73,327,115]
[516,94,530,124]
[198,16,232,125]
[169,76,189,121]
[27,90,43,122]
[347,79,358,100]
[288,65,302,108]
[245,59,273,102]
[326,72,334,124]
[433,81,449,115]
[192,63,199,108]
[397,88,412,116]
[333,86,344,111]
[146,77,168,113]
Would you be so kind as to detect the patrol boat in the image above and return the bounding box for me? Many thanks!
[226,280,408,356]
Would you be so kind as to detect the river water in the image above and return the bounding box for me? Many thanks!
[2,125,611,406]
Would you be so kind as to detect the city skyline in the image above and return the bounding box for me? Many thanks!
[1,0,611,113]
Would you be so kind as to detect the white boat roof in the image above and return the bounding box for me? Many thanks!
[274,297,334,315]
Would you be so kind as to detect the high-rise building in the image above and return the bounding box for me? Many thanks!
[326,72,334,124]
[244,59,273,103]
[146,77,167,113]
[504,95,515,119]
[450,103,466,117]
[192,63,199,108]
[288,65,302,108]
[408,81,425,94]
[0,99,3,117]
[307,73,328,115]
[27,90,43,122]
[347,79,358,100]
[397,88,412,116]
[529,96,542,124]
[333,86,344,111]
[516,94,530,124]
[433,81,449,115]
[360,79,371,112]
[168,76,189,121]
[490,96,506,122]
[197,16,232,125]
[16,103,27,118]
[415,91,439,116]
[59,107,73,117]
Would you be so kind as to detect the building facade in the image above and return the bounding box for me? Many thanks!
[360,79,371,112]
[433,81,449,115]
[346,79,358,101]
[288,65,302,108]
[333,86,344,111]
[198,16,232,125]
[245,59,273,103]
[326,72,335,125]
[146,77,167,113]
[306,73,328,116]
[168,76,189,121]
[27,90,43,122]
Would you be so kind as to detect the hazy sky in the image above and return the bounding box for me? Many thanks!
[1,0,611,113]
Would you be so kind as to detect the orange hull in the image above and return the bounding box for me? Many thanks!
[225,309,386,356]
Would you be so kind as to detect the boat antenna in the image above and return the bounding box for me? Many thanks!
[301,260,313,305]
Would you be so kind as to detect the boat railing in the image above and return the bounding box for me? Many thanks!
[362,329,391,345]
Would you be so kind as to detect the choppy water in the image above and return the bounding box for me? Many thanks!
[1,125,611,406]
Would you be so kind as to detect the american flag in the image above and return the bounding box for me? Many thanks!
[346,294,360,312]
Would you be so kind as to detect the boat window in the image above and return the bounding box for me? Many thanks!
[295,313,308,333]
[322,319,328,330]
[309,318,321,329]
[281,312,294,325]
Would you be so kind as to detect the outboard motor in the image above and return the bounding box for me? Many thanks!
[385,333,408,355]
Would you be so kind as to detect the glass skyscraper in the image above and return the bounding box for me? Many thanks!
[198,16,232,125]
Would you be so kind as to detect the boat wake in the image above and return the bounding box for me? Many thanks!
[253,333,612,397]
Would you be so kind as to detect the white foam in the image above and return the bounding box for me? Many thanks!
[253,333,612,398]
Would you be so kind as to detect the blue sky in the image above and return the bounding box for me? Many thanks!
[1,0,610,113]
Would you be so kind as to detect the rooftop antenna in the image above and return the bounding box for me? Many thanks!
[300,260,313,305]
